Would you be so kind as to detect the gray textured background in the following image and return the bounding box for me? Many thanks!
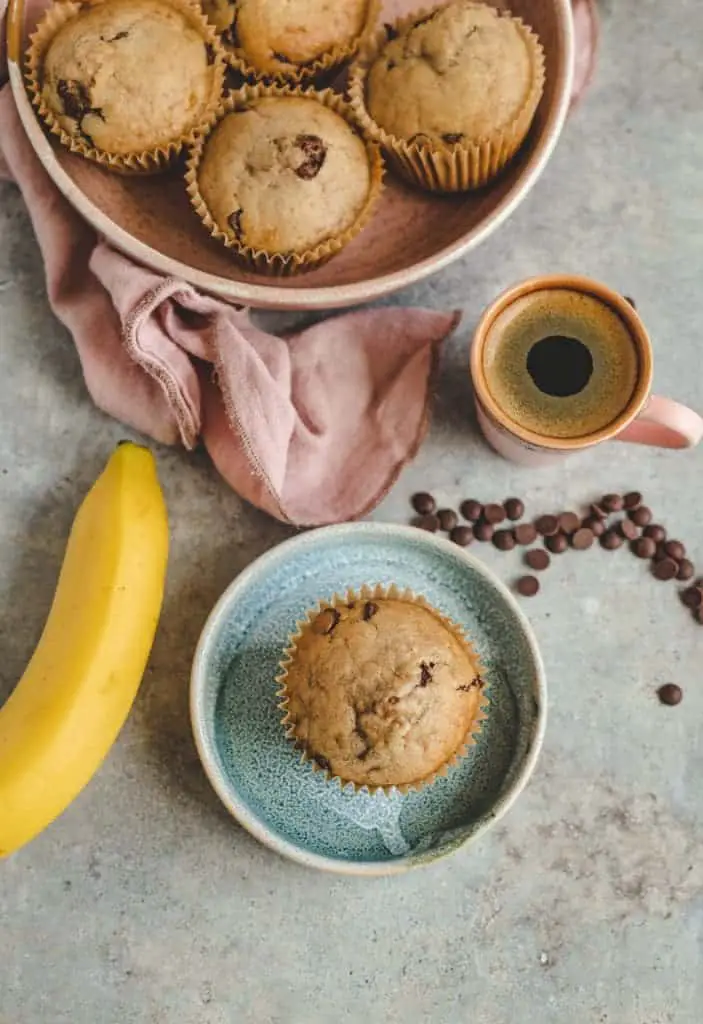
[2,1,702,1021]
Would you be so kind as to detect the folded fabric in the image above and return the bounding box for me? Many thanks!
[0,0,596,525]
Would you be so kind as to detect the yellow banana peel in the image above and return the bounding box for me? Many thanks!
[0,442,169,856]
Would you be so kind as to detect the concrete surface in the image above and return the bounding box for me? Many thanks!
[2,2,702,1021]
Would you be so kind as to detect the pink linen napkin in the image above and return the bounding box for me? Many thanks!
[0,0,597,526]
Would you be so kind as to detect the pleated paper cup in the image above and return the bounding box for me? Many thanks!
[208,0,380,87]
[348,6,546,192]
[276,584,489,795]
[26,0,226,175]
[185,83,384,276]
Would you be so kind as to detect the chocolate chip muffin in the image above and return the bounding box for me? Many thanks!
[278,588,486,791]
[207,0,373,80]
[187,87,383,270]
[32,0,224,166]
[350,0,545,190]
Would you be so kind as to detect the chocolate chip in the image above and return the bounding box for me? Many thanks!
[313,754,331,770]
[657,683,682,706]
[450,525,473,547]
[643,524,666,543]
[228,208,243,237]
[57,78,92,120]
[473,522,493,542]
[571,527,594,551]
[535,514,559,537]
[442,133,464,144]
[437,508,458,531]
[516,575,540,597]
[514,523,537,545]
[457,676,483,692]
[546,533,568,554]
[653,557,678,581]
[619,518,639,541]
[412,514,439,532]
[205,42,216,64]
[419,661,433,686]
[384,22,399,40]
[460,499,483,522]
[632,536,656,559]
[362,601,378,621]
[623,491,642,510]
[624,295,637,309]
[294,134,327,180]
[108,29,130,42]
[493,529,515,552]
[602,493,624,513]
[272,50,294,64]
[525,549,550,571]
[629,506,653,527]
[483,503,506,525]
[504,498,525,521]
[559,512,581,535]
[677,558,695,581]
[681,586,703,610]
[312,607,340,634]
[387,59,397,70]
[601,528,624,550]
[583,516,605,537]
[664,540,686,561]
[411,492,436,515]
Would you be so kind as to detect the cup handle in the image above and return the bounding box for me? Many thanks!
[616,395,703,449]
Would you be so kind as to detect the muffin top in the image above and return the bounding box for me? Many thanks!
[367,0,540,145]
[213,0,370,74]
[282,597,484,789]
[197,96,372,254]
[40,0,221,154]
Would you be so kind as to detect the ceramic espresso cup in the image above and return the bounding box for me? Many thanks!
[470,275,703,466]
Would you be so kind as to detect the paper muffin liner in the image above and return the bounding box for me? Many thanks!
[212,0,380,87]
[348,5,546,192]
[185,82,385,276]
[276,584,489,795]
[26,0,227,175]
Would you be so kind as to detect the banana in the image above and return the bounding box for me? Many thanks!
[0,443,169,856]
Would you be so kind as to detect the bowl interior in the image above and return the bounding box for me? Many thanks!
[190,524,546,873]
[15,0,571,308]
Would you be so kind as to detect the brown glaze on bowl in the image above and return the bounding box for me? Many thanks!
[8,0,574,310]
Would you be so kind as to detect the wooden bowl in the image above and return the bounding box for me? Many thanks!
[7,0,574,310]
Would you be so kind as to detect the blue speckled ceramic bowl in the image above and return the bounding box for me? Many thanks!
[190,523,546,875]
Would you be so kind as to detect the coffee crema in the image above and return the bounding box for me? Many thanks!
[482,289,640,439]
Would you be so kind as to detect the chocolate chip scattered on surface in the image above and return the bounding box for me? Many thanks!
[516,575,540,597]
[449,525,473,547]
[437,508,458,531]
[411,492,436,515]
[657,683,683,706]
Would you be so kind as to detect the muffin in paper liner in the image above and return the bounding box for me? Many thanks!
[26,0,227,175]
[184,83,385,277]
[275,584,489,795]
[348,4,546,193]
[202,0,380,87]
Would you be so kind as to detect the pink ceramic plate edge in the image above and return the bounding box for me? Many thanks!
[7,0,574,311]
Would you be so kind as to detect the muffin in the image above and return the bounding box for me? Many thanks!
[202,0,376,84]
[277,586,487,792]
[28,0,225,172]
[186,85,384,274]
[349,1,545,191]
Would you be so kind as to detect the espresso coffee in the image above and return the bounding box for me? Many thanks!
[482,289,640,439]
